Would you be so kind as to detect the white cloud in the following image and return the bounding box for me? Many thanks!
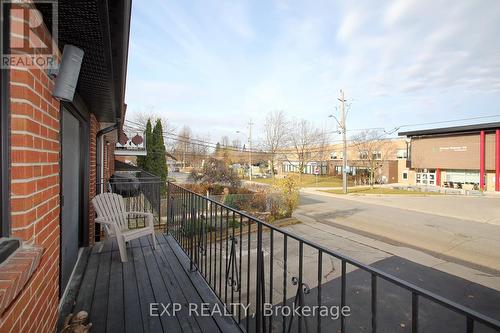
[337,9,364,41]
[383,0,418,26]
[125,0,500,140]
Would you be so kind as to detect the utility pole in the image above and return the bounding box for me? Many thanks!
[237,119,254,180]
[248,119,254,181]
[338,90,348,194]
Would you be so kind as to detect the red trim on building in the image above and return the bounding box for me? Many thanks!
[496,129,500,192]
[480,130,485,190]
[436,168,441,186]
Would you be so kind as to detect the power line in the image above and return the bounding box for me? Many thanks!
[385,114,500,133]
[123,113,500,156]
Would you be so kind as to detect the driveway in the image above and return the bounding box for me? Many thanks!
[295,191,500,273]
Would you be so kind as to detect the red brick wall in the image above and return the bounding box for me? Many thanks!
[0,7,60,333]
[95,134,117,241]
[103,135,116,180]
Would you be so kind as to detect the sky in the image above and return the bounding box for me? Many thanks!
[125,0,500,144]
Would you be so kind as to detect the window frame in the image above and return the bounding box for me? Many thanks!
[396,149,408,159]
[1,0,11,236]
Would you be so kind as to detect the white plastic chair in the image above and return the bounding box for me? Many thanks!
[92,193,156,262]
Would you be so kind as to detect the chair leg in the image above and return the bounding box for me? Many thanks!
[151,231,157,249]
[117,236,128,262]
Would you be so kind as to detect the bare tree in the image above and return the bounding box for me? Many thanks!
[190,134,210,167]
[262,110,288,179]
[220,136,230,148]
[351,130,396,187]
[132,110,175,135]
[315,128,331,173]
[286,119,325,176]
[231,138,242,149]
[174,125,192,168]
[131,110,176,151]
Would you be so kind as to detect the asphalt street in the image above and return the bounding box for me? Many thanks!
[296,192,500,273]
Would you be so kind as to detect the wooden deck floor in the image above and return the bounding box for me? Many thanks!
[58,234,240,333]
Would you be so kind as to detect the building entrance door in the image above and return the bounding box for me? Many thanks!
[60,107,82,294]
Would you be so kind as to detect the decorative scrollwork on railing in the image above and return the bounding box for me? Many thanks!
[291,276,311,294]
[197,213,207,256]
[225,236,240,292]
[287,276,311,333]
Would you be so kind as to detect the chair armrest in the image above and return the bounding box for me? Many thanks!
[95,217,115,225]
[127,211,154,217]
[95,217,122,235]
[126,211,154,227]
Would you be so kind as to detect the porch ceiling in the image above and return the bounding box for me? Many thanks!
[39,0,131,123]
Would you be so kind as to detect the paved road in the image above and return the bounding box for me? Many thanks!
[169,171,191,184]
[295,192,500,273]
[301,189,500,225]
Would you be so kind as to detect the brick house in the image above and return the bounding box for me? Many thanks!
[0,1,131,332]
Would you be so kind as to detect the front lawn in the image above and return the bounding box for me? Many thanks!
[323,187,442,195]
[250,174,351,187]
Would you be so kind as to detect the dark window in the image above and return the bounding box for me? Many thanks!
[402,172,408,180]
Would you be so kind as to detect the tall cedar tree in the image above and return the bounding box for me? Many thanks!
[151,119,168,193]
[137,119,153,169]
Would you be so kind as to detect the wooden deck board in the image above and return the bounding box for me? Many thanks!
[73,244,101,314]
[140,240,183,332]
[132,243,164,332]
[145,236,203,332]
[152,234,218,332]
[64,233,239,333]
[123,245,144,333]
[106,241,125,333]
[162,234,241,333]
[90,241,113,333]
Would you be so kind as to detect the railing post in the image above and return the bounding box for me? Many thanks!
[166,182,170,235]
[371,273,377,333]
[256,222,264,333]
[190,193,195,272]
[341,261,346,333]
[156,180,160,229]
[412,292,418,333]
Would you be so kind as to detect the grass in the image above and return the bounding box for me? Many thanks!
[323,187,442,195]
[249,174,351,187]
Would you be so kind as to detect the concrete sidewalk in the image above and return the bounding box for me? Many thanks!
[301,188,500,226]
[291,215,500,290]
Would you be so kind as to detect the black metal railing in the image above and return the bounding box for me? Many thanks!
[166,182,500,333]
[97,170,163,230]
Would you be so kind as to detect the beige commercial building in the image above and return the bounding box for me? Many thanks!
[277,138,408,184]
[399,122,500,192]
